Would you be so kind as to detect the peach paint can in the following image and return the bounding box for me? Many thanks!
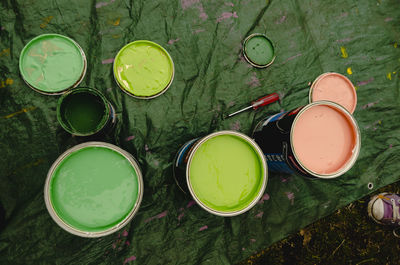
[309,72,357,114]
[252,101,361,179]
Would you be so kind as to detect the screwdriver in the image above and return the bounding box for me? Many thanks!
[227,92,280,118]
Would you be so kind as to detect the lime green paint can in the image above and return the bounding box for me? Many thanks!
[113,40,174,99]
[57,88,116,136]
[44,142,143,237]
[19,34,86,95]
[243,33,276,68]
[174,131,268,216]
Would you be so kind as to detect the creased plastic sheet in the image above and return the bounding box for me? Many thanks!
[0,0,400,264]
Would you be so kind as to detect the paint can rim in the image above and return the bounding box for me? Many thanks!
[113,40,175,99]
[185,130,268,217]
[290,101,361,179]
[44,142,144,238]
[19,33,87,95]
[243,33,276,69]
[56,87,112,136]
[309,72,357,114]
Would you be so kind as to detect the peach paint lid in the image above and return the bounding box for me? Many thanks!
[309,72,357,114]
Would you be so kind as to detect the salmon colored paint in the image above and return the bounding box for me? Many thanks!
[311,73,357,114]
[292,105,357,175]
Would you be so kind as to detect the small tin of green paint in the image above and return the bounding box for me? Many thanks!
[44,142,143,237]
[173,131,268,217]
[243,33,276,68]
[113,40,175,99]
[19,34,87,95]
[57,88,116,136]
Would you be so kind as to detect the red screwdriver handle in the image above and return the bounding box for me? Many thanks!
[251,93,280,110]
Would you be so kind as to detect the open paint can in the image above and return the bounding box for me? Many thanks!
[173,131,268,217]
[44,142,143,237]
[19,33,87,95]
[309,72,357,114]
[57,88,116,136]
[252,101,361,179]
[243,33,276,68]
[113,40,174,99]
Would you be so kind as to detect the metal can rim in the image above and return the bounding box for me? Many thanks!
[44,142,144,237]
[19,33,87,95]
[113,40,175,99]
[309,72,357,114]
[56,87,112,136]
[185,130,268,217]
[290,101,361,179]
[243,33,276,69]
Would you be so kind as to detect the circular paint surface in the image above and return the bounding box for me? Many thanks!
[189,135,265,213]
[58,89,108,135]
[49,146,139,232]
[292,104,357,175]
[311,73,357,113]
[244,35,275,66]
[19,34,85,93]
[114,40,174,97]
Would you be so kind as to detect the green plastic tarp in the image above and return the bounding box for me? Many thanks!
[1,0,400,264]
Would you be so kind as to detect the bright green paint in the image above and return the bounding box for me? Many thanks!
[59,91,107,135]
[114,40,174,97]
[245,35,274,66]
[49,146,139,232]
[189,135,264,213]
[19,34,85,93]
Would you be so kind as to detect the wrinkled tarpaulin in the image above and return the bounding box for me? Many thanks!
[0,0,399,264]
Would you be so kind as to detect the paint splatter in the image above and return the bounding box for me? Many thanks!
[122,230,128,237]
[123,256,137,264]
[336,38,352,43]
[230,120,241,131]
[107,87,112,92]
[102,58,114,64]
[126,241,130,246]
[181,0,200,9]
[276,15,286,24]
[248,72,261,87]
[216,12,238,23]
[178,212,185,221]
[357,77,374,86]
[364,120,381,130]
[285,192,295,205]
[198,6,208,20]
[250,239,256,242]
[144,210,168,223]
[389,144,393,149]
[339,12,348,18]
[112,243,116,249]
[187,200,196,208]
[362,100,379,109]
[385,17,393,22]
[387,72,392,80]
[113,18,121,26]
[194,29,205,34]
[280,53,302,65]
[347,67,352,75]
[3,107,36,119]
[154,160,159,166]
[255,211,264,218]
[0,48,10,57]
[144,144,149,151]
[227,101,235,107]
[242,247,245,251]
[258,193,270,204]
[394,42,398,48]
[40,16,53,29]
[199,225,208,231]
[125,135,135,141]
[225,2,234,6]
[168,38,180,45]
[340,47,348,58]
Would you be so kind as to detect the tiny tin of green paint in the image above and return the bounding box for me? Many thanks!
[44,142,144,238]
[19,34,87,95]
[113,40,175,99]
[173,131,268,217]
[57,88,116,136]
[243,33,276,68]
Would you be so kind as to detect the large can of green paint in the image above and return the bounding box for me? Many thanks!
[173,131,268,217]
[19,33,87,95]
[57,88,116,136]
[243,33,276,68]
[44,142,143,237]
[113,40,175,99]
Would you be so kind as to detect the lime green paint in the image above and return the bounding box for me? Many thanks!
[58,90,108,135]
[189,135,264,213]
[19,34,85,93]
[114,40,174,97]
[49,146,139,232]
[245,35,274,66]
